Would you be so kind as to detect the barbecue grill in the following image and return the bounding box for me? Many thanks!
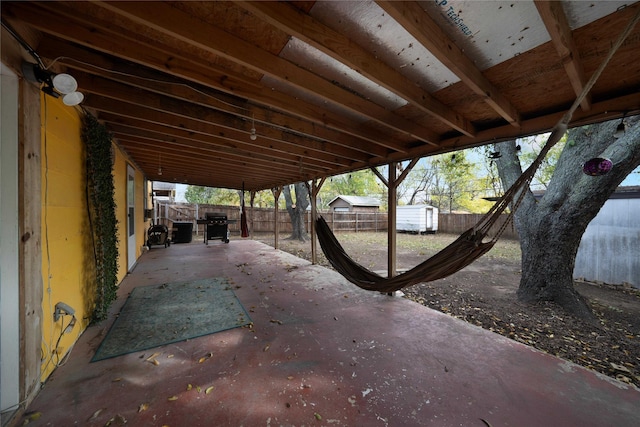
[198,212,230,244]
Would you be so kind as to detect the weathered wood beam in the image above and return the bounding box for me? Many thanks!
[75,71,370,165]
[534,0,591,111]
[237,1,475,138]
[95,1,438,148]
[82,94,346,170]
[378,0,521,127]
[4,1,410,153]
[36,37,391,159]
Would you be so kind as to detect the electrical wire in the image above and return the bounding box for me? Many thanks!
[46,55,254,117]
[1,18,45,69]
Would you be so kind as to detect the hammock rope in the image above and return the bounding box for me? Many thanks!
[316,7,640,293]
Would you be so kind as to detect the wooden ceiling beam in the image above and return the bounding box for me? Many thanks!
[105,120,329,176]
[95,1,440,148]
[534,0,591,111]
[82,90,350,169]
[5,1,409,153]
[74,71,370,165]
[237,1,475,138]
[116,141,296,182]
[377,0,521,127]
[36,37,391,159]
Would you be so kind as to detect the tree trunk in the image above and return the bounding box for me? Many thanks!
[495,117,640,322]
[283,183,310,241]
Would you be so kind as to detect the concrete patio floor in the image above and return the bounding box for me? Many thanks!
[16,239,639,426]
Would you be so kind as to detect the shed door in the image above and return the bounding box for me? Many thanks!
[127,165,136,271]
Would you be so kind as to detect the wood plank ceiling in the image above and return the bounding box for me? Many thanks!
[2,1,640,191]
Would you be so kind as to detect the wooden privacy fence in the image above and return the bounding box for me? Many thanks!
[154,202,518,239]
[153,203,389,234]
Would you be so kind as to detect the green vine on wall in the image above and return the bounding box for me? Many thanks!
[82,114,119,322]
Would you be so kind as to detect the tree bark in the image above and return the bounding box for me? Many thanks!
[495,117,640,321]
[283,182,310,241]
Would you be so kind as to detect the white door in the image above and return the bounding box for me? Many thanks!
[1,65,20,416]
[127,165,137,271]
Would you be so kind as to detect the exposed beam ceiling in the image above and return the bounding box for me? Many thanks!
[2,1,639,191]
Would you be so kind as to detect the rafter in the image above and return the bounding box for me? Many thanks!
[237,1,475,138]
[94,1,442,147]
[6,1,411,153]
[36,37,391,159]
[534,0,591,111]
[377,0,521,127]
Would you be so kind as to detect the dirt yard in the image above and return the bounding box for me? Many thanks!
[252,231,640,389]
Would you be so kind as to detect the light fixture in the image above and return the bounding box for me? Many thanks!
[613,116,626,138]
[250,114,257,141]
[157,154,163,176]
[22,61,84,106]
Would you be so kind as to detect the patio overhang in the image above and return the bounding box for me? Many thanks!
[2,1,639,191]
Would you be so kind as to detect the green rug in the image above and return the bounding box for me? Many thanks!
[92,278,251,362]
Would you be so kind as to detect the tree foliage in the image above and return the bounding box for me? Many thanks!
[397,152,491,213]
[318,169,382,210]
[185,186,239,205]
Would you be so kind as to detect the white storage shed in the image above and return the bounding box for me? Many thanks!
[396,205,438,234]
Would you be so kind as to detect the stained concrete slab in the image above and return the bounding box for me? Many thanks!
[15,240,639,426]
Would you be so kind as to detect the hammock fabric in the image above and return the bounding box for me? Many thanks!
[315,123,559,293]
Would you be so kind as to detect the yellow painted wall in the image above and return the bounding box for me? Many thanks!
[40,95,91,381]
[39,95,148,381]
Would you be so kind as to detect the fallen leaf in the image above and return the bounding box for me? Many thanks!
[314,412,322,420]
[88,409,105,421]
[22,411,42,423]
[186,384,193,391]
[138,403,149,412]
[205,386,215,394]
[263,344,270,352]
[167,396,179,401]
[196,386,202,393]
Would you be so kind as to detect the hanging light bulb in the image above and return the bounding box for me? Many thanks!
[158,154,163,176]
[249,114,257,141]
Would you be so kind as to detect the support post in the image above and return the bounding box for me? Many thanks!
[249,190,256,239]
[272,186,282,249]
[305,178,325,265]
[388,162,397,279]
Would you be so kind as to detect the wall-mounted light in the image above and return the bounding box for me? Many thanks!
[22,61,84,106]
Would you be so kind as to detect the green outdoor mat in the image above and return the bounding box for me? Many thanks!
[92,278,251,362]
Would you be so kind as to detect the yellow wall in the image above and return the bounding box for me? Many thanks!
[39,95,147,381]
[40,95,90,380]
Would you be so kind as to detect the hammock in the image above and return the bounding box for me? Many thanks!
[315,8,640,293]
